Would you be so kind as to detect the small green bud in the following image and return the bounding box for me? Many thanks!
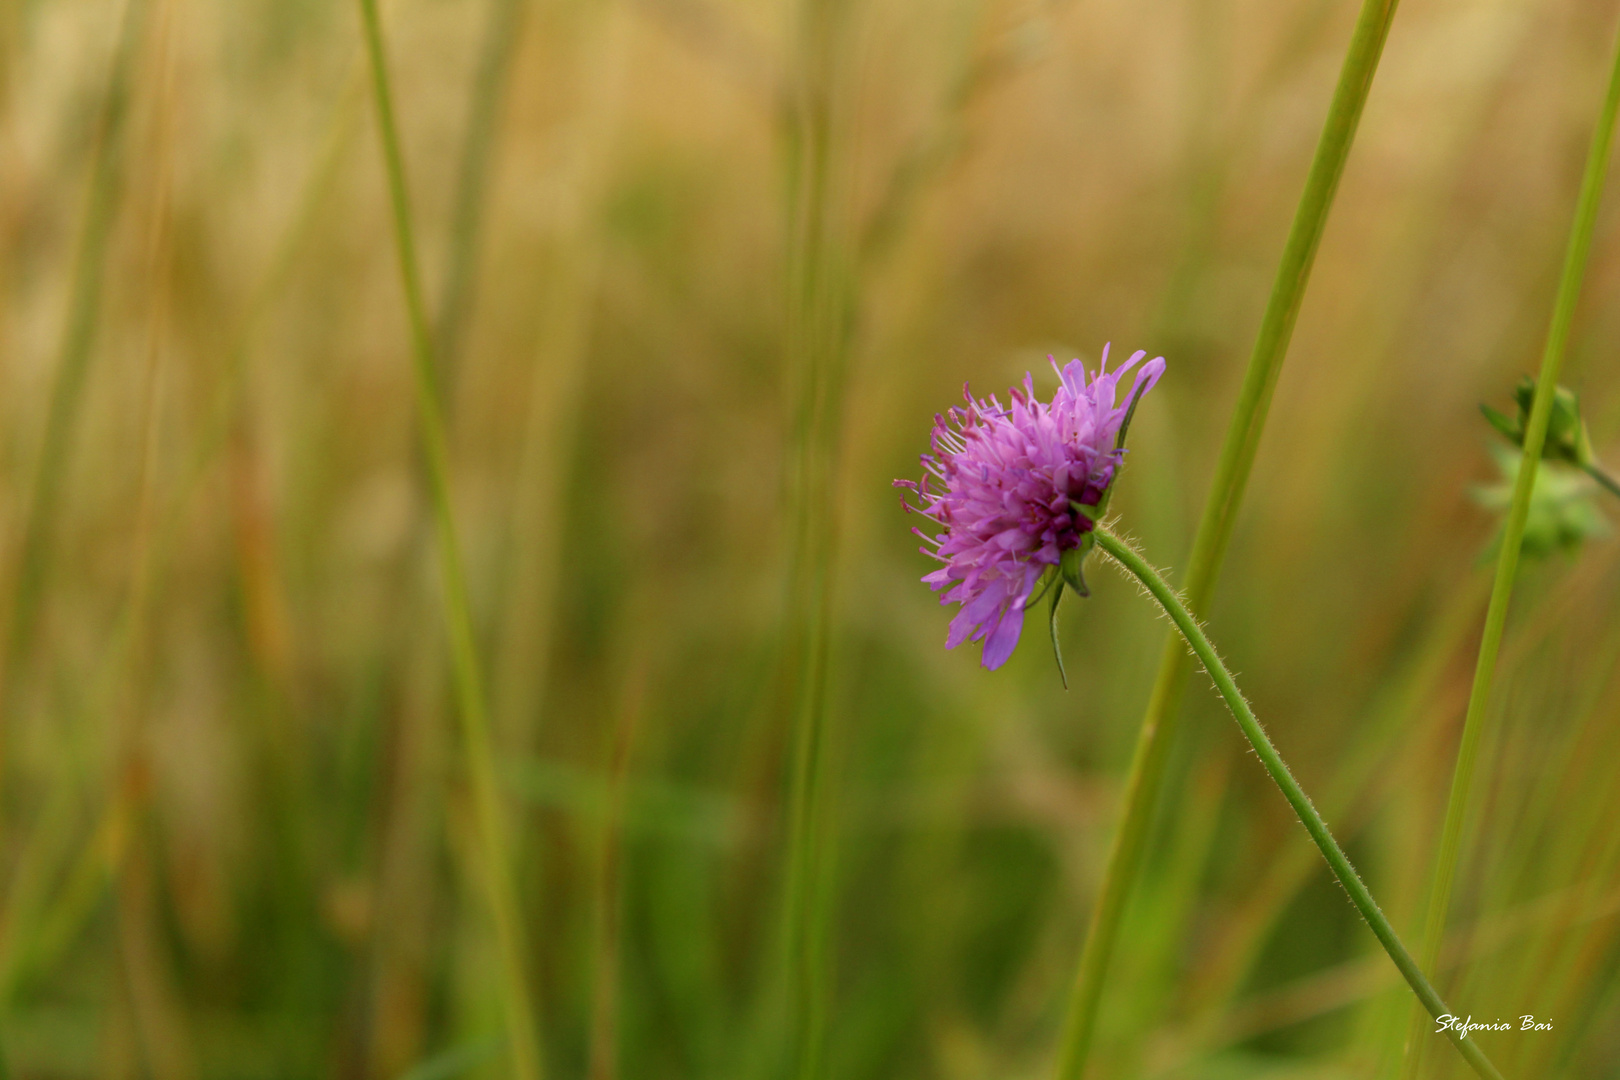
[1486,376,1595,469]
[1510,373,1536,416]
[1547,386,1593,468]
[1479,403,1521,444]
[1473,443,1608,558]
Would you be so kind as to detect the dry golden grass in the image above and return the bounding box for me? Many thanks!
[0,0,1617,1077]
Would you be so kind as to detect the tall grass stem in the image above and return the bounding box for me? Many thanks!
[1090,526,1502,1080]
[355,2,543,1077]
[3,0,146,724]
[436,0,524,375]
[773,1,849,1077]
[1582,462,1620,499]
[1399,18,1620,1078]
[1053,1,1401,1074]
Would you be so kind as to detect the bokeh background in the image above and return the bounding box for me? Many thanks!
[1,0,1618,1077]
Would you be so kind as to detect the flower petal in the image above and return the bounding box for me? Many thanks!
[980,603,1026,669]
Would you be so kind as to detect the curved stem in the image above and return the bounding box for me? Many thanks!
[356,3,543,1078]
[1052,1,1402,1073]
[1400,21,1620,1078]
[1089,527,1503,1080]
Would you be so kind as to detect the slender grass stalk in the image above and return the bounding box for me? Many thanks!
[0,774,82,1016]
[436,0,524,374]
[773,1,849,1078]
[491,0,626,756]
[587,619,648,1080]
[1053,1,1401,1073]
[0,68,356,1018]
[364,6,519,1057]
[1400,24,1620,1077]
[856,0,1000,270]
[0,65,360,1005]
[1493,624,1620,1077]
[147,60,363,504]
[0,7,161,1065]
[777,638,833,1080]
[1088,525,1503,1080]
[2,0,147,724]
[112,3,196,1071]
[355,3,542,1078]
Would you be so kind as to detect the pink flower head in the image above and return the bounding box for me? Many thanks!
[896,345,1165,669]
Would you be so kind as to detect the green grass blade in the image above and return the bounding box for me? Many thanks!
[4,0,147,688]
[1400,21,1620,1076]
[435,0,525,376]
[354,2,543,1077]
[773,1,853,1077]
[1052,1,1403,1074]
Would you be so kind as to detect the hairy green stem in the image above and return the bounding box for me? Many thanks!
[1053,1,1401,1074]
[1400,20,1620,1079]
[1090,527,1502,1080]
[356,2,543,1077]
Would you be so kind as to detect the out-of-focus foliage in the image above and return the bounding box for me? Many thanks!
[1479,376,1597,470]
[1473,443,1608,557]
[0,0,1617,1078]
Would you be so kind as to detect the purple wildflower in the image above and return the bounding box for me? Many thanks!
[896,345,1166,670]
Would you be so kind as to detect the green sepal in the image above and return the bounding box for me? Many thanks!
[1060,536,1093,598]
[1048,575,1068,690]
[1046,540,1096,691]
[1479,403,1521,444]
[1511,374,1536,416]
[1072,493,1115,530]
[1114,371,1154,451]
[1026,564,1060,610]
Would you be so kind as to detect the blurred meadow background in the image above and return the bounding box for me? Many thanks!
[1,0,1619,1077]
